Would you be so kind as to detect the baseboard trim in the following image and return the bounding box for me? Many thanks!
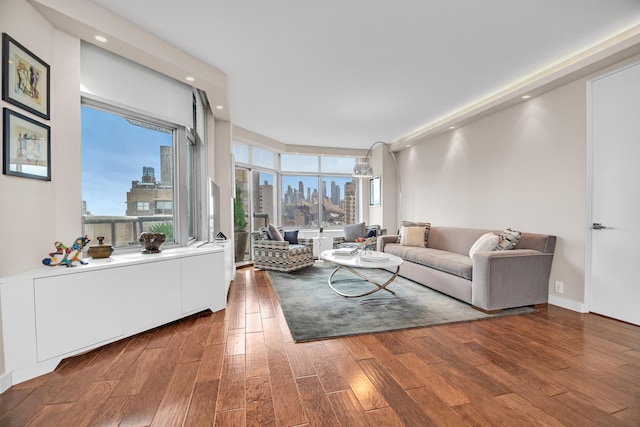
[548,295,588,313]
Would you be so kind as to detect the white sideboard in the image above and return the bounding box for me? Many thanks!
[0,245,226,393]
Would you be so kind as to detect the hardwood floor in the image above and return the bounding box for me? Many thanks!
[1,266,639,426]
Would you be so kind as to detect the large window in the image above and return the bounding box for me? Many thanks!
[81,103,194,248]
[280,155,357,229]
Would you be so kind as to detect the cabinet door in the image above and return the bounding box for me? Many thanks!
[34,269,124,362]
[122,259,181,335]
[181,252,225,314]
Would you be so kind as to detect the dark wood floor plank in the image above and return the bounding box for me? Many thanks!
[262,316,308,426]
[358,358,435,426]
[245,312,263,333]
[150,361,199,426]
[183,379,219,427]
[226,328,246,356]
[216,354,246,411]
[395,353,470,407]
[214,409,246,426]
[245,376,276,427]
[110,347,164,397]
[296,376,341,426]
[406,386,470,427]
[284,341,316,378]
[86,395,134,427]
[246,332,269,379]
[196,343,225,383]
[327,389,370,427]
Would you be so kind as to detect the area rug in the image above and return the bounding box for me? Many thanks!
[267,262,535,342]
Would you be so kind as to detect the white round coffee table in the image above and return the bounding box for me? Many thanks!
[319,250,404,297]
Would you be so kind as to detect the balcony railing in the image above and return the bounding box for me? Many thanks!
[83,215,173,248]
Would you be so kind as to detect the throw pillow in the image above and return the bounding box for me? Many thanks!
[400,226,428,247]
[397,221,431,247]
[469,232,499,258]
[267,223,284,241]
[494,228,521,251]
[366,229,377,238]
[283,230,299,245]
[344,222,366,242]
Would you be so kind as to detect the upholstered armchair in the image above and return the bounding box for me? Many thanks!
[251,226,314,272]
[334,222,386,251]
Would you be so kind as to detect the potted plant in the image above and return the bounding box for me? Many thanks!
[234,185,248,262]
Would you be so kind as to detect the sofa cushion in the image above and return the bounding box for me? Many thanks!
[495,228,521,251]
[397,221,431,246]
[385,244,473,280]
[344,222,366,242]
[267,223,284,241]
[469,232,499,258]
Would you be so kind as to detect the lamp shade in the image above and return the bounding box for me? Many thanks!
[352,160,374,178]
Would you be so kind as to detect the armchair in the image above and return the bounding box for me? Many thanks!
[251,226,314,272]
[334,223,386,251]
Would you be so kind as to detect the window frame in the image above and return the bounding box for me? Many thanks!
[81,98,203,250]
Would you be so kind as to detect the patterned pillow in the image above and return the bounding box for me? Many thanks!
[494,228,521,251]
[397,221,431,247]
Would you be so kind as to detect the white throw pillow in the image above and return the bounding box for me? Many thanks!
[469,232,499,258]
[400,226,427,247]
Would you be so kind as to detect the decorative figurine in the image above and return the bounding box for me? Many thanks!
[139,232,166,254]
[42,235,90,267]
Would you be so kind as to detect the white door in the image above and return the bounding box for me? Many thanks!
[588,61,640,326]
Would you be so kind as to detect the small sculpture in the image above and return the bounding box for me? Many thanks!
[42,235,90,267]
[139,232,166,254]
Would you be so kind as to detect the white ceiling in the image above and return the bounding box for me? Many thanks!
[90,0,640,150]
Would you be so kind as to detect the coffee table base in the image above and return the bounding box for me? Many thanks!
[328,265,401,298]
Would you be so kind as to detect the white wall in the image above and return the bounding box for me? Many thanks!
[395,53,640,307]
[0,0,75,279]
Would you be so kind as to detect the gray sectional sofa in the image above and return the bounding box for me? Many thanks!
[378,226,556,312]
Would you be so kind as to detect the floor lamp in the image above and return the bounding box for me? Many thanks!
[352,141,402,231]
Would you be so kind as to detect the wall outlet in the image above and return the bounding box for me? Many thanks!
[554,281,564,294]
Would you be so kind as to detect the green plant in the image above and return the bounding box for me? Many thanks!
[150,221,173,241]
[319,226,324,233]
[234,186,247,231]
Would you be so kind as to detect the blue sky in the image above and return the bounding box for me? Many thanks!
[81,106,172,216]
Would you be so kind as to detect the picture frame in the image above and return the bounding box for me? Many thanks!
[369,176,381,207]
[2,33,50,120]
[3,108,51,181]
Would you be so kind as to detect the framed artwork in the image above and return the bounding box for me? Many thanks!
[369,176,381,207]
[2,33,50,120]
[3,108,51,181]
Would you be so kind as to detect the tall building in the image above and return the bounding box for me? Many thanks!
[126,146,173,216]
[344,181,356,225]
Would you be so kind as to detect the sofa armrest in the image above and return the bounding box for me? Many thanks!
[377,235,398,252]
[472,249,554,311]
[296,237,314,247]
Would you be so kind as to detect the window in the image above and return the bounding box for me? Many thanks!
[82,102,191,248]
[280,155,357,228]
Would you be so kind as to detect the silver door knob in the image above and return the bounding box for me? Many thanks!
[592,223,607,230]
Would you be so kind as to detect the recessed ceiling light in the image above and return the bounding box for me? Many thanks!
[185,76,195,82]
[406,144,411,147]
[522,95,531,99]
[215,105,224,110]
[95,35,107,43]
[449,126,455,130]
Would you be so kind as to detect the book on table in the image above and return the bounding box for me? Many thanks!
[359,252,388,262]
[333,248,358,256]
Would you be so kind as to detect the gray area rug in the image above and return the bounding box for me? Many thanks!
[267,262,535,342]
